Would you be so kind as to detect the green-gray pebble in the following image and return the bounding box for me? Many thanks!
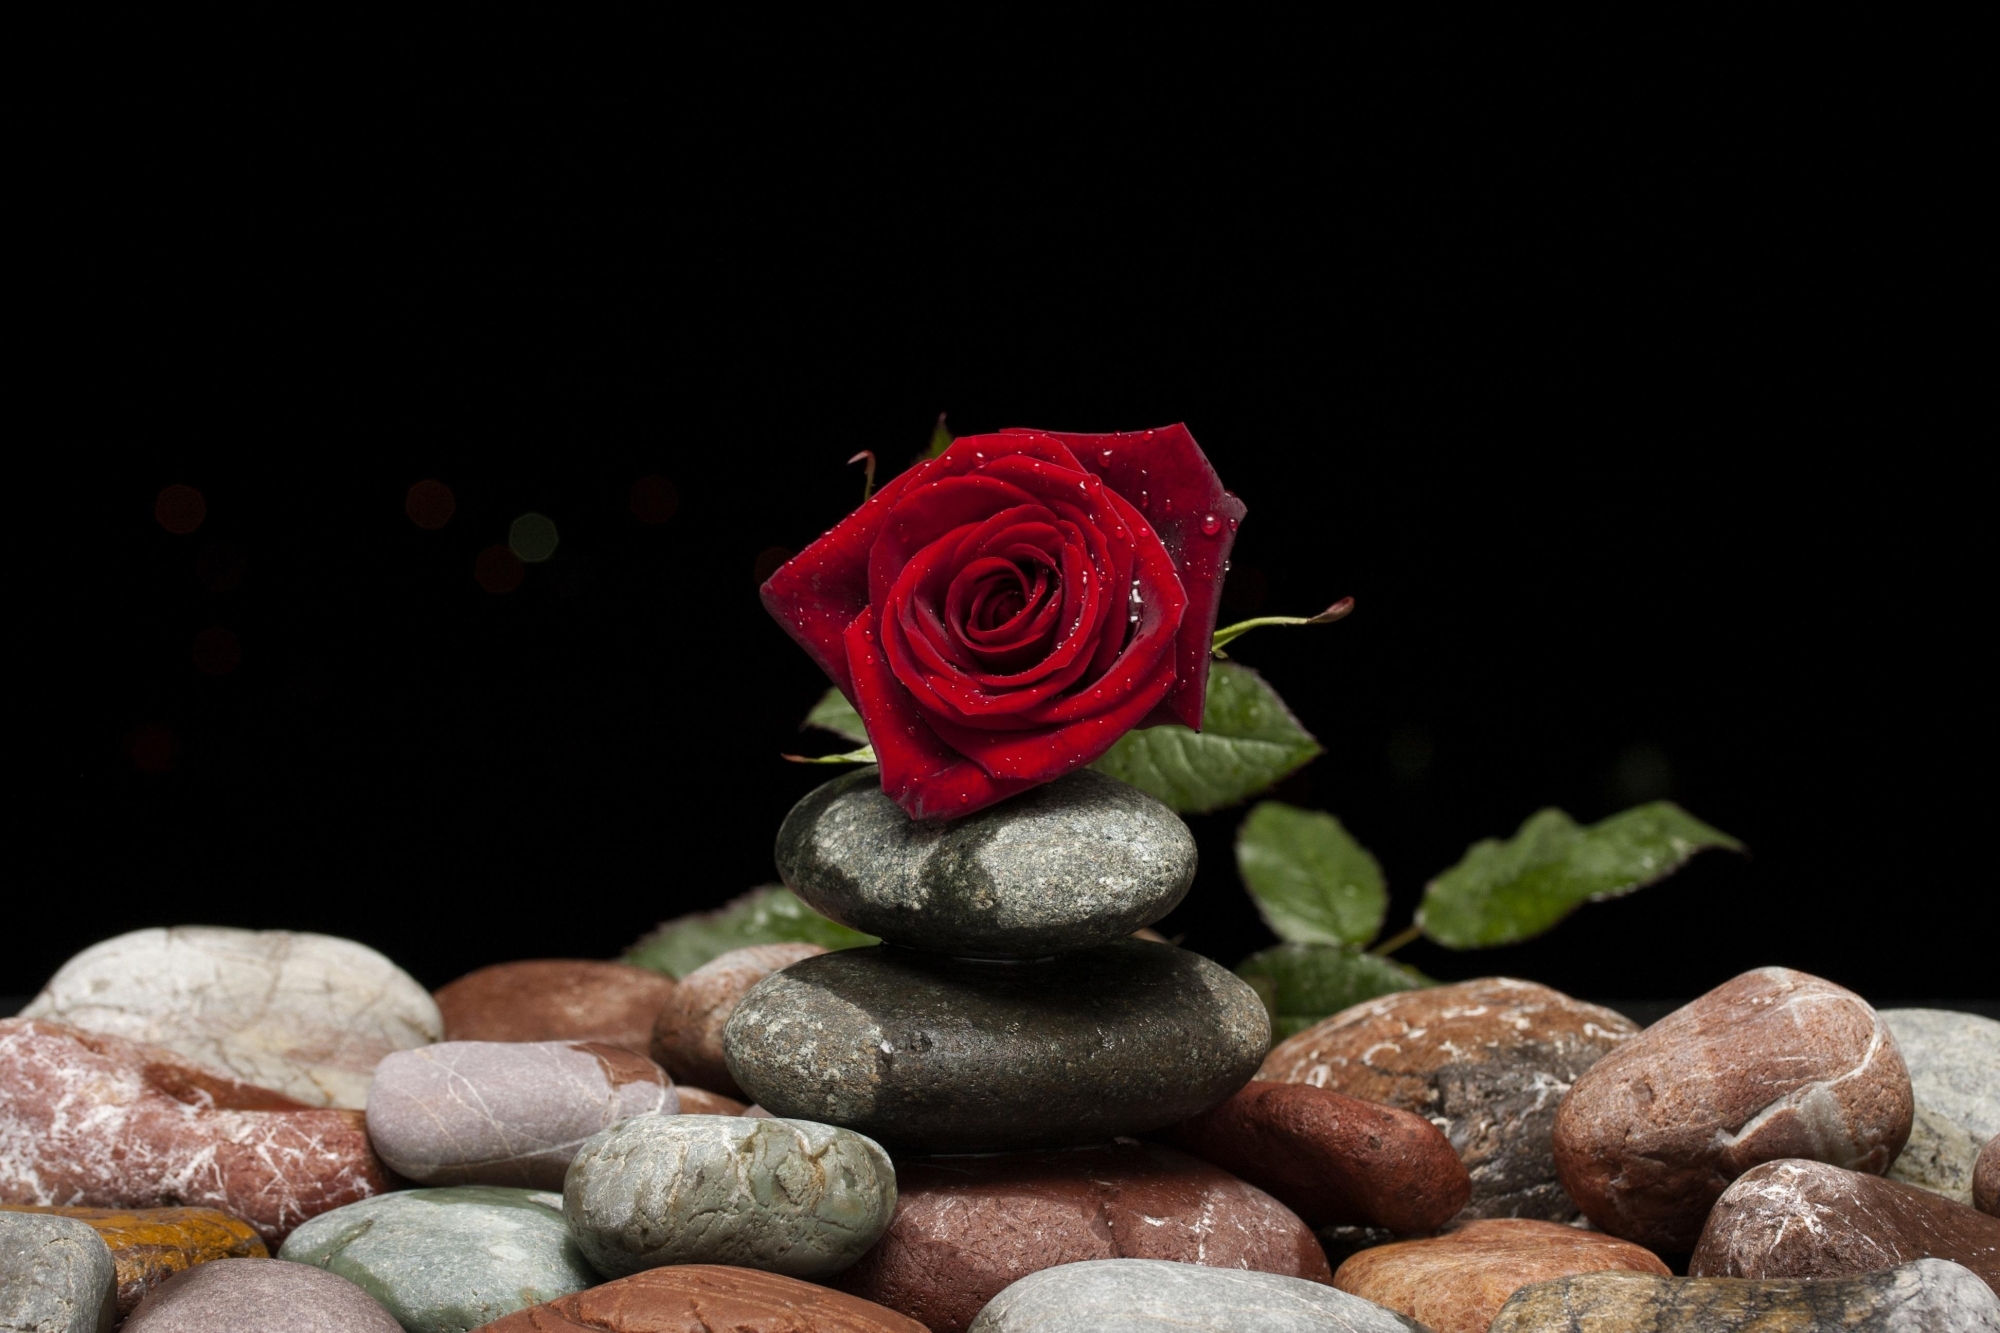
[776,768,1196,956]
[966,1259,1434,1332]
[276,1186,595,1333]
[0,1212,116,1333]
[724,940,1270,1152]
[562,1113,896,1280]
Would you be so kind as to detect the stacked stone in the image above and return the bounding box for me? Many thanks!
[724,766,1270,1154]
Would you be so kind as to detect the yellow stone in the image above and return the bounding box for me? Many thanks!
[0,1204,267,1315]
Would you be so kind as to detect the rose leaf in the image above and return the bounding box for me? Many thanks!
[1236,801,1387,947]
[621,884,878,978]
[803,687,870,745]
[1236,943,1433,1040]
[1091,661,1322,813]
[1415,801,1747,950]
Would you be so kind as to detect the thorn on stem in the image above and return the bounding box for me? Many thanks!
[848,450,877,503]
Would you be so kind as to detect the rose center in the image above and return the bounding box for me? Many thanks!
[944,555,1063,670]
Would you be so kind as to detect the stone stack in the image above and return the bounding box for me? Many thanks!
[723,766,1270,1153]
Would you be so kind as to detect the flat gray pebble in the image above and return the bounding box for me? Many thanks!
[122,1258,400,1333]
[0,1211,115,1333]
[564,1112,896,1280]
[777,767,1196,956]
[1883,1008,2000,1141]
[966,1258,1433,1332]
[278,1186,595,1332]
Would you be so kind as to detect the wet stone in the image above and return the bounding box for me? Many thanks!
[1332,1218,1669,1333]
[435,959,677,1055]
[564,1113,897,1281]
[0,1210,116,1333]
[837,1142,1331,1333]
[1553,967,1914,1250]
[1489,1258,2000,1332]
[1258,977,1637,1222]
[122,1257,401,1333]
[651,942,827,1100]
[365,1039,676,1189]
[725,940,1269,1153]
[0,1204,267,1318]
[279,1186,597,1333]
[965,1259,1433,1333]
[471,1264,930,1333]
[776,767,1197,957]
[1689,1158,2000,1292]
[1164,1080,1470,1233]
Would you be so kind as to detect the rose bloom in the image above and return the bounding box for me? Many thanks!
[763,426,1244,819]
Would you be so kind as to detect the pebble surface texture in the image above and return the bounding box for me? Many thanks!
[834,1141,1330,1333]
[1981,1136,1999,1216]
[0,1210,116,1333]
[564,1113,897,1280]
[0,1018,394,1246]
[1490,1257,2000,1332]
[1332,1218,1669,1333]
[676,1086,750,1115]
[1164,1080,1470,1232]
[652,943,827,1100]
[1880,1008,2000,1142]
[21,926,441,1109]
[1690,1158,2000,1291]
[776,768,1197,956]
[366,1039,677,1189]
[726,941,1268,1152]
[469,1265,930,1332]
[1890,1100,1983,1204]
[964,1259,1433,1333]
[436,959,677,1055]
[121,1256,402,1332]
[0,1204,266,1317]
[1553,967,1914,1250]
[1258,976,1637,1221]
[280,1186,597,1332]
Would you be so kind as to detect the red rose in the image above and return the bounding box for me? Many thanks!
[762,425,1244,819]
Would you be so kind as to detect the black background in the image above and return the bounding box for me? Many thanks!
[26,68,1981,1002]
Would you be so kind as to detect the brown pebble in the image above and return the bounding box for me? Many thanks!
[434,959,676,1054]
[834,1141,1330,1333]
[651,943,826,1099]
[469,1264,927,1332]
[0,1019,395,1247]
[673,1086,750,1116]
[1690,1157,2000,1292]
[1333,1217,1669,1333]
[1259,976,1638,1221]
[1978,1136,1999,1217]
[1553,967,1915,1250]
[0,1204,266,1317]
[1165,1080,1470,1233]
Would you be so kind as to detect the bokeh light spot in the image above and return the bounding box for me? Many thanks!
[192,627,242,676]
[629,475,679,524]
[155,484,206,535]
[753,545,794,583]
[407,479,456,529]
[475,544,525,593]
[508,512,559,563]
[129,725,175,773]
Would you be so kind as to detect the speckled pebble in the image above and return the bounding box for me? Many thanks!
[965,1259,1433,1333]
[1882,1008,2000,1141]
[0,1211,116,1333]
[122,1257,401,1333]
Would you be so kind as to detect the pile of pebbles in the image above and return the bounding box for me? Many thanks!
[3,769,1997,1332]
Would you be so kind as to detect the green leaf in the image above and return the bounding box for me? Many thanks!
[1236,943,1433,1040]
[1416,801,1747,949]
[804,688,870,745]
[1091,661,1322,813]
[621,885,878,978]
[927,412,953,458]
[782,744,876,765]
[1236,802,1387,947]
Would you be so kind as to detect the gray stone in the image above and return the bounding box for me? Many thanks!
[965,1259,1433,1332]
[725,941,1269,1153]
[277,1186,595,1332]
[563,1113,896,1280]
[1892,1099,1983,1205]
[1489,1258,2000,1331]
[365,1039,676,1189]
[0,1211,115,1333]
[1882,1008,2000,1141]
[122,1258,401,1333]
[777,768,1196,956]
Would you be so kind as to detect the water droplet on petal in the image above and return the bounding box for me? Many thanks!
[1162,498,1174,516]
[959,793,970,805]
[1200,514,1221,536]
[1101,449,1114,461]
[1138,491,1149,511]
[1228,517,1239,531]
